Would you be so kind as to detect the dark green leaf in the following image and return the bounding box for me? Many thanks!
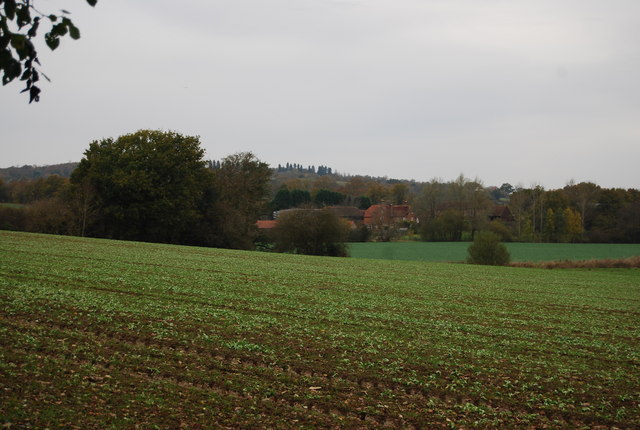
[4,0,17,21]
[27,17,40,37]
[69,24,80,40]
[48,14,58,22]
[51,22,68,37]
[16,4,31,29]
[29,85,41,103]
[2,57,21,84]
[86,0,98,6]
[9,33,26,50]
[45,33,60,50]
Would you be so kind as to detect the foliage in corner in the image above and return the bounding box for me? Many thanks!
[0,0,97,102]
[467,231,511,266]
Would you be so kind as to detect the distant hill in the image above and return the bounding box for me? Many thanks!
[0,163,78,182]
[0,160,410,187]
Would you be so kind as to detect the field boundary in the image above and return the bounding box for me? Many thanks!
[508,256,640,269]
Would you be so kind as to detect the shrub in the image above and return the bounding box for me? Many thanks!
[25,198,73,235]
[348,224,371,242]
[467,231,511,265]
[273,208,350,256]
[0,205,26,231]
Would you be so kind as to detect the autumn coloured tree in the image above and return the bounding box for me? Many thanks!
[563,207,584,242]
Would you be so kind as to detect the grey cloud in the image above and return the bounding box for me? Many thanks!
[1,0,638,189]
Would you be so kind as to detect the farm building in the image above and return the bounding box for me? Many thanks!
[489,205,515,223]
[258,204,419,232]
[363,204,418,228]
[256,220,277,230]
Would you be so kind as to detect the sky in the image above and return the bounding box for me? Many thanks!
[1,0,639,189]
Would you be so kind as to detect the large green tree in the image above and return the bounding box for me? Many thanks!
[71,130,212,244]
[314,189,345,206]
[1,0,97,102]
[291,189,311,207]
[206,152,272,250]
[272,186,292,210]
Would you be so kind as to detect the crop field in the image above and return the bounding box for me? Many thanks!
[1,231,639,428]
[349,241,640,263]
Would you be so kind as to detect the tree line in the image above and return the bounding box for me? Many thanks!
[415,178,638,243]
[0,163,78,182]
[0,130,271,249]
[506,182,639,243]
[266,173,639,244]
[1,139,639,245]
[274,163,333,176]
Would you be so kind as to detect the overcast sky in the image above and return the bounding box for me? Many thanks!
[2,0,639,189]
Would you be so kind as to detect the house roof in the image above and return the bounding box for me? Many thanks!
[391,205,412,218]
[492,205,508,216]
[490,205,514,221]
[327,206,364,219]
[363,204,416,225]
[363,204,385,219]
[256,220,277,229]
[364,204,413,217]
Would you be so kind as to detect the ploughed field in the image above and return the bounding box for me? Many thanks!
[1,231,639,428]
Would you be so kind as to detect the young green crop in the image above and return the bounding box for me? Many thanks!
[1,230,639,428]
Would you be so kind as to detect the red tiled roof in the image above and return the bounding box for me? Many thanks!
[363,204,416,225]
[327,206,365,219]
[256,220,277,229]
[490,205,514,221]
[391,205,411,217]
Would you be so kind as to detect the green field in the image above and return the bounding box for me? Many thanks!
[349,241,640,263]
[0,203,25,209]
[1,231,639,428]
